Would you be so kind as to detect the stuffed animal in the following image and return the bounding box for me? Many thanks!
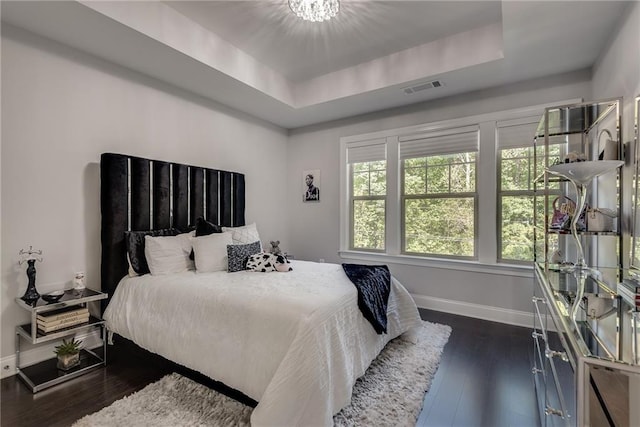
[246,253,292,272]
[269,240,282,255]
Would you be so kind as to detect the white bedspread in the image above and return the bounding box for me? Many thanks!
[103,260,421,426]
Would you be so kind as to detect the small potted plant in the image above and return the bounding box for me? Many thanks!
[54,338,82,370]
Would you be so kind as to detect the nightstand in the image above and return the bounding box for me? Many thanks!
[15,288,108,393]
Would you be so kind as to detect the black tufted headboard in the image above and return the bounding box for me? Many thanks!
[100,153,245,307]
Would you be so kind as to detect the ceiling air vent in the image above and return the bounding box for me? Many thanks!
[403,80,443,95]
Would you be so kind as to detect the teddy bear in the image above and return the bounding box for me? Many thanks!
[269,240,282,255]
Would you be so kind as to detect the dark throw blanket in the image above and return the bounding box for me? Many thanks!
[342,264,391,334]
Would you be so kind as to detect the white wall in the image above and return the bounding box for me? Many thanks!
[0,25,289,360]
[592,2,640,261]
[592,1,640,138]
[287,70,593,319]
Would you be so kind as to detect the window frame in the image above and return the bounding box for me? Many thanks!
[400,150,479,260]
[348,161,387,252]
[496,118,541,265]
[339,99,581,275]
[496,120,566,264]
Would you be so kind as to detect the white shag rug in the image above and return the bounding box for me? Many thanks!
[73,321,451,427]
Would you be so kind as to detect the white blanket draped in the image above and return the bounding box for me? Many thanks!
[103,260,421,426]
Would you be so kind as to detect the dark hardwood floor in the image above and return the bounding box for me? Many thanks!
[417,310,539,427]
[1,310,539,427]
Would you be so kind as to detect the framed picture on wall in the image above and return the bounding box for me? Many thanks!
[303,169,320,202]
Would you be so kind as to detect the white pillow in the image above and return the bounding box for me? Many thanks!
[221,223,262,248]
[192,232,234,273]
[144,233,194,276]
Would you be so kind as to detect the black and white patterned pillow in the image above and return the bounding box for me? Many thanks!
[227,241,261,273]
[247,253,292,273]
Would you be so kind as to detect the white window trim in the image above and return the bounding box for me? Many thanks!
[338,250,533,278]
[339,99,581,274]
[399,132,479,259]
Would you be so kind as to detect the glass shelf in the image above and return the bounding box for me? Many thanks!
[535,100,619,139]
[15,288,106,313]
[536,263,637,365]
[547,229,619,236]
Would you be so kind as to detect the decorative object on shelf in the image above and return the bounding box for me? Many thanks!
[73,271,86,291]
[41,290,64,304]
[18,246,43,304]
[547,161,624,268]
[54,338,82,371]
[597,129,618,160]
[586,208,618,232]
[289,0,339,22]
[560,151,587,163]
[550,196,585,231]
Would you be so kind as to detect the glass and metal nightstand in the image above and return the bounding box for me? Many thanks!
[15,288,108,393]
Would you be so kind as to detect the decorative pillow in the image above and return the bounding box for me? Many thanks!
[192,232,233,273]
[227,241,262,273]
[125,228,180,275]
[222,223,262,249]
[196,216,223,236]
[247,253,292,273]
[189,217,223,260]
[144,233,194,276]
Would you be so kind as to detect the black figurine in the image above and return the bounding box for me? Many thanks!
[19,246,43,303]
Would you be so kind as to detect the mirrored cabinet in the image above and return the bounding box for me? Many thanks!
[531,98,640,427]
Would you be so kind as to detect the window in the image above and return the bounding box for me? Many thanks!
[497,118,562,262]
[400,127,478,258]
[340,99,578,271]
[347,142,387,251]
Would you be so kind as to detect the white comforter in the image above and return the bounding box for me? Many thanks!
[104,260,421,426]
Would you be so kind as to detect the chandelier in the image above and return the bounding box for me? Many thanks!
[288,0,340,22]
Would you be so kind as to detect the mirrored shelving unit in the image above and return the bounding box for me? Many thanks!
[531,98,640,427]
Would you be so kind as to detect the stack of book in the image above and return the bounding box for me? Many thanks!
[618,280,640,311]
[37,307,90,333]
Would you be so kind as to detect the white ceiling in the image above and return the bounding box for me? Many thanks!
[1,1,632,129]
[165,1,503,83]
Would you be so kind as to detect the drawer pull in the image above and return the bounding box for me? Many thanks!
[545,406,563,417]
[545,348,569,362]
[532,296,546,304]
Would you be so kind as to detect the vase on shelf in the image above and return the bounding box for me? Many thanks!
[547,161,623,321]
[20,259,40,303]
[547,161,623,269]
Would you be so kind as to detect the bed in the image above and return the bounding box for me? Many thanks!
[100,153,422,426]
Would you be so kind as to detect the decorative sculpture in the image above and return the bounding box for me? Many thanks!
[19,246,43,303]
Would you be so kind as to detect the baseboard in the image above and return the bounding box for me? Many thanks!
[1,329,103,379]
[412,293,541,329]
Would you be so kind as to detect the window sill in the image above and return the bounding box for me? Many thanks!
[338,250,533,278]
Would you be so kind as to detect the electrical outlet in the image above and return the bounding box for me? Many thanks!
[319,258,325,263]
[1,359,16,379]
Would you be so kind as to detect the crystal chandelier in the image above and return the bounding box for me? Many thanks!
[289,0,340,22]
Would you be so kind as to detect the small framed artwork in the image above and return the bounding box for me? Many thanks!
[303,169,320,202]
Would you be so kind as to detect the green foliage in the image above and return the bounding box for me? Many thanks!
[351,145,561,262]
[54,338,82,356]
[352,153,477,256]
[500,195,534,261]
[404,198,475,256]
[353,199,385,250]
[352,161,386,250]
[401,152,476,256]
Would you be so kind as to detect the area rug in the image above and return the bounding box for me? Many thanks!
[73,321,451,427]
